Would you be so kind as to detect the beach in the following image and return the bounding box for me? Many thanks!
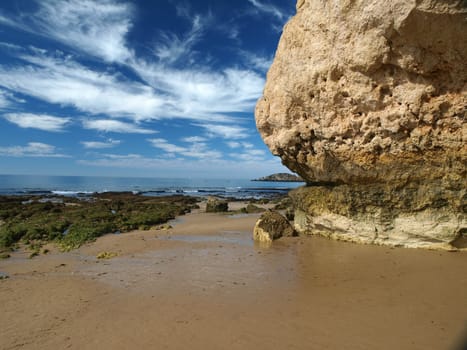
[0,200,466,350]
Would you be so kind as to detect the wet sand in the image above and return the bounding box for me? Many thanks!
[1,204,466,350]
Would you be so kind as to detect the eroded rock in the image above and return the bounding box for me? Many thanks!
[253,210,296,243]
[256,0,466,185]
[255,0,467,249]
[206,197,229,213]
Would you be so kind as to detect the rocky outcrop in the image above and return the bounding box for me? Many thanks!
[253,173,304,182]
[206,197,229,213]
[255,0,466,249]
[253,210,296,243]
[291,182,465,249]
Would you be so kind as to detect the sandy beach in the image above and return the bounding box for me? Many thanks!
[1,202,466,350]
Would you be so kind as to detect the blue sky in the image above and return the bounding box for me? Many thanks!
[0,0,295,178]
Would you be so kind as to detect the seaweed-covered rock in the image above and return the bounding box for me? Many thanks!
[206,197,229,213]
[253,210,296,243]
[291,183,466,250]
[241,203,266,214]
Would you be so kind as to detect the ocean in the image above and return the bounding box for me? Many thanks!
[0,174,303,199]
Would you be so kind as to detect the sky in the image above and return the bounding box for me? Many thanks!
[0,0,296,179]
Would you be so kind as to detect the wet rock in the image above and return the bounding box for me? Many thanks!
[206,197,229,213]
[154,224,173,230]
[291,183,466,250]
[241,203,266,214]
[253,210,296,243]
[96,252,118,259]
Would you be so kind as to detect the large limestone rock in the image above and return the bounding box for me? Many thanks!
[255,0,467,249]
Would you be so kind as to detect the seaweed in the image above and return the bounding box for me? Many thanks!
[0,194,199,250]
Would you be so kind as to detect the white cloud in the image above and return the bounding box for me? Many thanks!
[0,54,165,120]
[77,152,285,178]
[129,60,265,121]
[182,136,207,143]
[81,139,121,149]
[148,138,187,154]
[34,0,133,63]
[0,142,69,157]
[0,47,265,126]
[0,42,24,51]
[226,141,241,149]
[226,140,267,161]
[240,51,273,72]
[197,123,250,139]
[4,113,71,132]
[83,120,156,134]
[227,141,256,149]
[0,90,10,109]
[247,0,288,21]
[0,2,269,141]
[0,13,24,29]
[148,138,222,159]
[153,13,210,65]
[230,148,267,162]
[0,89,26,110]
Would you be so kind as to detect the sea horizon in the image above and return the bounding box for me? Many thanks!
[0,174,302,199]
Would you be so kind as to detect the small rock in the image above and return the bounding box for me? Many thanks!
[241,203,266,214]
[96,251,118,259]
[154,224,172,230]
[206,197,229,213]
[253,210,296,243]
[0,252,11,259]
[285,208,295,221]
[0,272,9,280]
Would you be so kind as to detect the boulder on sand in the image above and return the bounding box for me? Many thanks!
[253,210,296,243]
[206,197,229,213]
[255,0,466,249]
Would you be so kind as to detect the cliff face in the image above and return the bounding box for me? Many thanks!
[255,0,467,249]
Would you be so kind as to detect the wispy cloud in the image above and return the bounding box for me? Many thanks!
[148,138,187,154]
[0,52,165,120]
[0,89,26,110]
[78,152,284,177]
[3,0,134,63]
[240,51,273,72]
[181,136,207,143]
[83,120,156,134]
[0,13,24,29]
[81,139,121,149]
[0,90,10,109]
[197,123,250,139]
[129,61,265,122]
[148,138,222,159]
[0,142,69,157]
[247,0,288,21]
[230,148,266,162]
[4,113,71,132]
[153,13,210,65]
[226,141,255,149]
[0,0,270,143]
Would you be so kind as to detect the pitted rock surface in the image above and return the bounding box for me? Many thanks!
[255,0,466,249]
[256,0,466,185]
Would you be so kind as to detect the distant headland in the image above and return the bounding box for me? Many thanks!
[252,173,304,182]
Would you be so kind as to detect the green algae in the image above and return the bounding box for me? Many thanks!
[0,194,199,251]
